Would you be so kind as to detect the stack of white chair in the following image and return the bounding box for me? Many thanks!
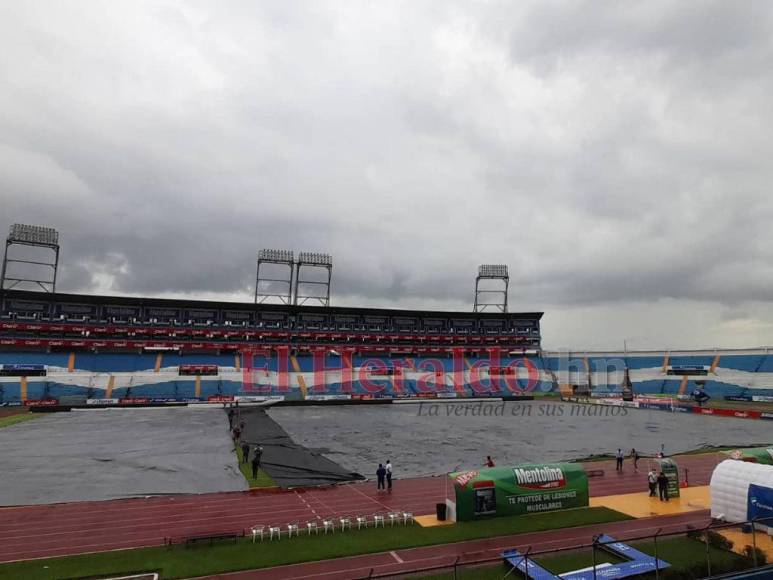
[250,525,265,543]
[251,508,415,546]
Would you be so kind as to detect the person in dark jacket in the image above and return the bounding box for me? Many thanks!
[228,408,235,429]
[241,441,250,463]
[376,464,386,490]
[251,452,260,480]
[657,471,669,501]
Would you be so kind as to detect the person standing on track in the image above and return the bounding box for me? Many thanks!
[631,448,640,471]
[647,469,658,497]
[657,471,669,501]
[615,449,624,472]
[386,460,393,491]
[376,463,386,490]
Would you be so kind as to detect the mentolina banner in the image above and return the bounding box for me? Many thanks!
[724,447,773,465]
[449,463,588,521]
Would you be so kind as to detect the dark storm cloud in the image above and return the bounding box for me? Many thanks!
[2,1,773,347]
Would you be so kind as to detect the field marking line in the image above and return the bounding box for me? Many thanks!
[349,483,394,512]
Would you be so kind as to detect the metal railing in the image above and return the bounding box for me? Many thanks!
[357,516,773,579]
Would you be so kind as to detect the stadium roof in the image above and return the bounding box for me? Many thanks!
[0,289,542,320]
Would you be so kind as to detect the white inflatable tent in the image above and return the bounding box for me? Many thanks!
[710,459,773,523]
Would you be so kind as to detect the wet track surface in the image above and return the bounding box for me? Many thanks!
[269,401,773,478]
[0,453,721,563]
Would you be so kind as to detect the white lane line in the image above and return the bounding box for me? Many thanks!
[349,482,394,512]
[390,550,404,563]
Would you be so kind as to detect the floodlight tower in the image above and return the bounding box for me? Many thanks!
[1,224,60,293]
[254,249,295,304]
[473,264,509,312]
[293,252,333,306]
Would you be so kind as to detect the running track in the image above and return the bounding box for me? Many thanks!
[0,453,723,563]
[201,510,711,579]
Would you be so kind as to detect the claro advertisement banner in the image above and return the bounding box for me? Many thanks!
[747,484,773,523]
[449,463,588,521]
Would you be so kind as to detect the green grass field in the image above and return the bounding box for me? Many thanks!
[0,412,38,429]
[234,445,277,488]
[0,507,630,580]
[419,537,755,579]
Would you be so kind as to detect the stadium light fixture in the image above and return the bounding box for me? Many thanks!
[298,252,332,266]
[294,251,333,306]
[474,264,509,312]
[478,264,508,278]
[258,249,294,263]
[2,223,61,293]
[255,249,295,304]
[8,224,59,247]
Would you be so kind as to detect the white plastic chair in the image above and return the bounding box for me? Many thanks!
[373,514,385,528]
[250,525,265,543]
[388,513,399,526]
[268,525,281,541]
[306,521,318,535]
[339,517,352,531]
[322,519,335,534]
[356,515,368,530]
[402,512,414,525]
[287,523,299,538]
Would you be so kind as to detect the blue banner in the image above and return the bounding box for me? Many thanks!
[502,550,557,580]
[502,535,670,580]
[747,484,773,524]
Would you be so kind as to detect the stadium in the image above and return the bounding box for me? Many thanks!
[5,3,773,577]
[2,224,773,580]
[2,290,773,405]
[2,224,773,406]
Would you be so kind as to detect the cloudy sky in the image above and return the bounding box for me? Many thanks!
[2,1,773,350]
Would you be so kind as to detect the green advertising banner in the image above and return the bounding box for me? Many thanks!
[449,463,589,521]
[722,447,773,465]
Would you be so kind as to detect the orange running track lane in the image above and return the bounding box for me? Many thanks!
[0,452,723,563]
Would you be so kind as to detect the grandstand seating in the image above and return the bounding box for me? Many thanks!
[2,348,773,403]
